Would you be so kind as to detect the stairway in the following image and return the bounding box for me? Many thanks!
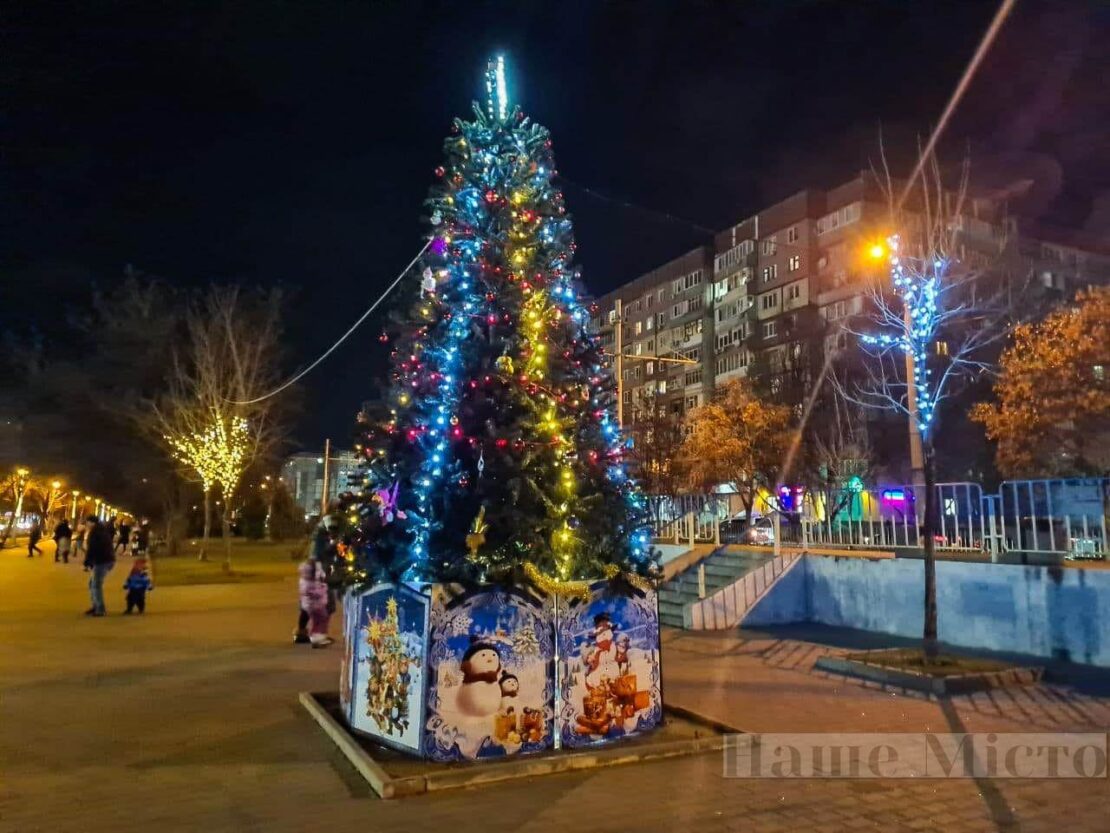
[658,548,775,628]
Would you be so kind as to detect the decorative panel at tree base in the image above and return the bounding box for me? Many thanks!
[423,585,556,761]
[342,579,660,762]
[555,582,663,748]
[344,583,431,754]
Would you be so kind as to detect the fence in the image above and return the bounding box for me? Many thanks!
[647,477,1109,561]
[646,494,729,546]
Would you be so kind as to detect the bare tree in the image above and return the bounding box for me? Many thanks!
[0,467,34,548]
[804,381,876,526]
[834,147,1016,656]
[149,286,287,568]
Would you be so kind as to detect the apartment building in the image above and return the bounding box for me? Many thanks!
[592,245,715,421]
[593,171,1110,427]
[280,450,362,519]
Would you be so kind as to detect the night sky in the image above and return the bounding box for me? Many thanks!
[4,1,1108,450]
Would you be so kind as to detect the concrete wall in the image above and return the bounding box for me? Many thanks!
[743,555,1110,667]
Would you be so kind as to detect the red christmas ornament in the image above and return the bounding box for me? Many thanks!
[495,438,508,449]
[378,332,389,343]
[484,189,498,203]
[434,166,445,177]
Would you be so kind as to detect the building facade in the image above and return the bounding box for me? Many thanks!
[593,171,1110,429]
[280,451,362,519]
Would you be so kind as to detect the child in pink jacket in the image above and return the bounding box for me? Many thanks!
[298,557,333,648]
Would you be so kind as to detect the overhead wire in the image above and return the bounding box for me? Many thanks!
[228,239,431,405]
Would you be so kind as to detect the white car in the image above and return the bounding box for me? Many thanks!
[745,516,775,545]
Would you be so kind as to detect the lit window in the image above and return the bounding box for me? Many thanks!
[786,226,798,244]
[936,341,949,357]
[788,255,801,271]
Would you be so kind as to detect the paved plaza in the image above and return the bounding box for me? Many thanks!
[2,543,1108,832]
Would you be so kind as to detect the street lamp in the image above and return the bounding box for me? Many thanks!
[71,491,81,521]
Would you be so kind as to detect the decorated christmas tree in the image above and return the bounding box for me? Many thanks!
[345,57,655,593]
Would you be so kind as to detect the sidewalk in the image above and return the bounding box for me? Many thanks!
[2,543,1107,833]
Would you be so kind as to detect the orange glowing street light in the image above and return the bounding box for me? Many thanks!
[867,241,888,260]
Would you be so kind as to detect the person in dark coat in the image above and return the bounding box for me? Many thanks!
[53,519,73,564]
[27,521,44,558]
[134,520,151,556]
[115,519,132,557]
[83,516,116,616]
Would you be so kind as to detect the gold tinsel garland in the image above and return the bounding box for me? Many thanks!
[521,561,654,599]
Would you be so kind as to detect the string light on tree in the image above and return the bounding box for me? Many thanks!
[860,234,942,434]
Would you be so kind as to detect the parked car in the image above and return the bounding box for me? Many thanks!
[720,514,775,546]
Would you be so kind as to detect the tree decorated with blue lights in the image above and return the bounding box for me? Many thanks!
[345,57,654,593]
[838,151,1012,655]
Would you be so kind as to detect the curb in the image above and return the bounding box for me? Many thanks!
[300,692,739,799]
[814,655,1045,696]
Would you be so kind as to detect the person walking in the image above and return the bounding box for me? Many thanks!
[115,518,132,558]
[134,520,151,557]
[293,513,341,644]
[27,521,44,558]
[73,519,87,564]
[83,515,115,617]
[298,554,332,648]
[53,519,72,564]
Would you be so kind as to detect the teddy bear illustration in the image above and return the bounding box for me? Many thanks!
[455,637,503,718]
[520,707,544,743]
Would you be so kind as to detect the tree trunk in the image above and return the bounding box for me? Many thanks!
[221,506,232,572]
[922,440,939,659]
[0,512,15,549]
[199,488,211,561]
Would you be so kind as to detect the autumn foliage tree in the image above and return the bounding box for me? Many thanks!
[972,287,1110,477]
[678,379,793,518]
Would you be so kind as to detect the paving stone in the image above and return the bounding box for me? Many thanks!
[3,542,1110,832]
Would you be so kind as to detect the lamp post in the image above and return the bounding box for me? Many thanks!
[71,491,81,522]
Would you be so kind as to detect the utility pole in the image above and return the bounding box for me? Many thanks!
[904,307,926,492]
[320,438,331,516]
[614,299,624,427]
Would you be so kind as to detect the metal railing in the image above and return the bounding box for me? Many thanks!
[647,477,1108,562]
[647,494,726,545]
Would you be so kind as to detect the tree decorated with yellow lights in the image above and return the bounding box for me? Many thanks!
[972,286,1110,476]
[165,410,251,558]
[346,57,654,591]
[151,285,286,564]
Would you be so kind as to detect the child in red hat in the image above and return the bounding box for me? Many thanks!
[123,558,154,614]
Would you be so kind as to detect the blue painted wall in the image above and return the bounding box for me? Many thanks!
[743,556,1110,667]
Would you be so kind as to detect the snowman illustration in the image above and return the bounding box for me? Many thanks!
[455,637,504,718]
[584,612,620,684]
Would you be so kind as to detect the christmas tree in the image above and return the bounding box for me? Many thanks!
[346,57,654,592]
